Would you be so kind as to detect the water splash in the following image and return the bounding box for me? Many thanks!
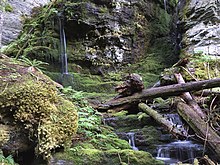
[58,13,68,74]
[127,132,138,150]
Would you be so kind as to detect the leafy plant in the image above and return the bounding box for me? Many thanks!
[18,56,48,72]
[0,152,17,165]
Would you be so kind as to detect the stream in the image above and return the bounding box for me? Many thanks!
[104,113,204,165]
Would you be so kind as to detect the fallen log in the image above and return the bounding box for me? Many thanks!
[174,73,206,119]
[177,101,220,158]
[138,103,187,138]
[97,78,220,111]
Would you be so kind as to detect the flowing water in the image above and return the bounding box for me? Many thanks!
[127,132,139,151]
[156,141,203,164]
[156,114,204,164]
[164,0,167,12]
[58,13,68,74]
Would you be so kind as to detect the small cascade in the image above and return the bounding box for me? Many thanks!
[58,13,68,75]
[165,113,187,136]
[126,132,138,151]
[156,141,203,164]
[156,114,204,164]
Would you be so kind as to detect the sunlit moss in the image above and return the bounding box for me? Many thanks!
[0,58,78,160]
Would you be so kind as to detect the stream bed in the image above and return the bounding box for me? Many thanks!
[104,112,205,165]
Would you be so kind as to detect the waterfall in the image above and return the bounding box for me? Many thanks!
[0,9,4,54]
[164,0,167,12]
[127,132,138,151]
[156,141,203,164]
[156,114,203,164]
[58,13,68,74]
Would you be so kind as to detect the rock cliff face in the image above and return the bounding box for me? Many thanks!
[64,0,178,70]
[180,0,220,56]
[3,0,178,77]
[1,0,49,45]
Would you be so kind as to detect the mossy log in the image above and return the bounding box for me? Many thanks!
[138,103,186,138]
[177,102,220,158]
[97,78,220,111]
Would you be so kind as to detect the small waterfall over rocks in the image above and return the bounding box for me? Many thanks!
[126,132,139,151]
[156,114,204,164]
[156,141,203,164]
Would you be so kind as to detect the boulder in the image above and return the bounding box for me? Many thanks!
[0,56,78,160]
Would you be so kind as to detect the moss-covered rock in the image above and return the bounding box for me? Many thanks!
[53,148,163,165]
[0,57,78,160]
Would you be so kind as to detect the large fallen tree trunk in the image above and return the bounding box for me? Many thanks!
[177,101,220,158]
[138,103,186,139]
[97,78,220,111]
[174,73,206,119]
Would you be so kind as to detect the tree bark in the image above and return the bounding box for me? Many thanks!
[174,73,206,119]
[97,78,220,111]
[138,103,186,138]
[177,101,220,158]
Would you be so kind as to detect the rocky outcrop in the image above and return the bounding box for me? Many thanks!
[64,0,177,69]
[3,0,178,77]
[1,0,49,45]
[180,0,220,56]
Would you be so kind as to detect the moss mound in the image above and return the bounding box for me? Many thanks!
[53,148,163,165]
[0,57,78,160]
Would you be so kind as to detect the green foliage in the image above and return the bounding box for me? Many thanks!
[0,152,17,165]
[0,0,13,12]
[180,53,220,81]
[3,1,60,61]
[150,6,171,35]
[18,56,48,72]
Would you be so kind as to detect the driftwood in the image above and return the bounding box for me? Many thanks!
[138,103,186,138]
[97,78,220,111]
[174,73,206,119]
[177,101,220,158]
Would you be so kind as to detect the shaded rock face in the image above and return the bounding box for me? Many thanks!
[63,0,177,71]
[1,0,50,45]
[181,0,220,56]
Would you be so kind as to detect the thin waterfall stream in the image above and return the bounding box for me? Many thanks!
[58,13,68,75]
[127,132,138,151]
[57,12,74,87]
[164,0,167,12]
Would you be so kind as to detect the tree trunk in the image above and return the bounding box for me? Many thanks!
[97,78,220,111]
[174,73,206,119]
[177,101,220,158]
[138,103,186,138]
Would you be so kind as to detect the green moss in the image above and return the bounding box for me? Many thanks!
[5,4,13,12]
[0,58,78,160]
[54,148,163,165]
[71,73,117,93]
